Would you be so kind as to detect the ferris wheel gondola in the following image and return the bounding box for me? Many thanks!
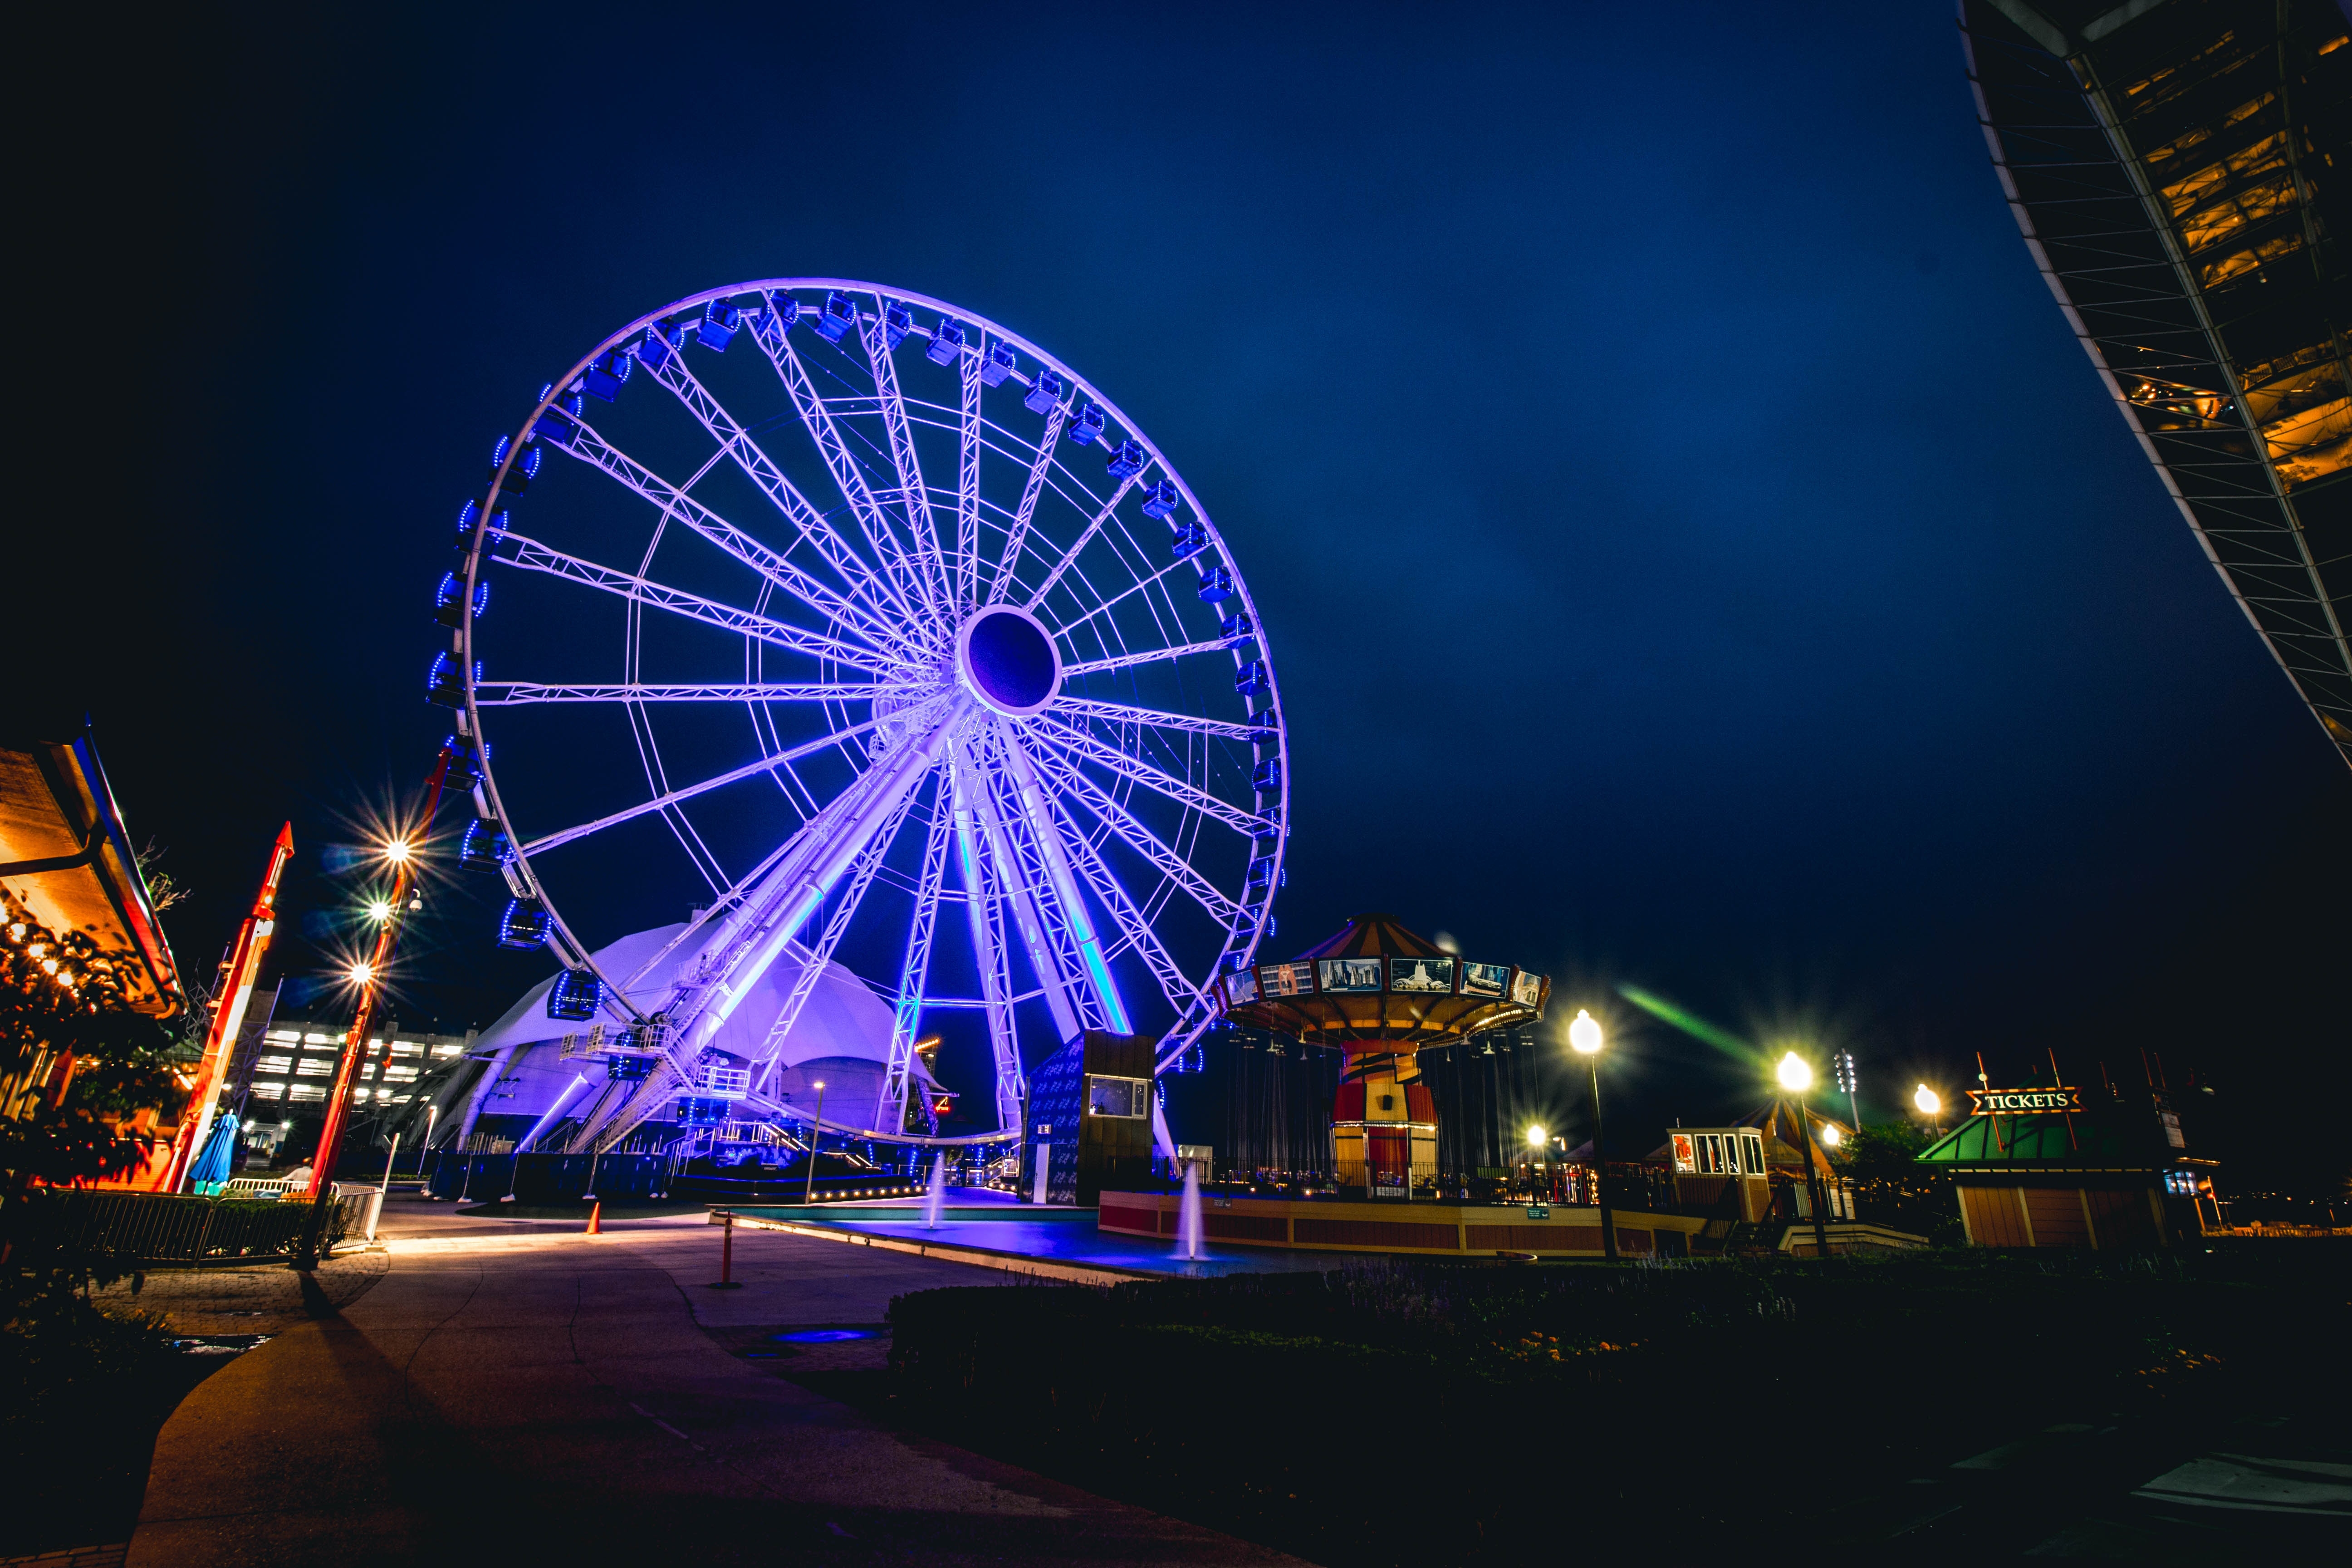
[435,280,1286,1152]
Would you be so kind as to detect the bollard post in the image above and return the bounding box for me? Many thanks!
[707,1209,742,1289]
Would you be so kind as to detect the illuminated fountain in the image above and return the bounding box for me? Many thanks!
[925,1152,946,1229]
[1178,1162,1205,1260]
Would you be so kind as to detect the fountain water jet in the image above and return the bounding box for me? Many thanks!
[925,1153,946,1229]
[1178,1161,1205,1261]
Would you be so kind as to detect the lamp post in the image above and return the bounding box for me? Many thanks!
[1913,1083,1944,1138]
[296,742,459,1268]
[419,1102,441,1199]
[802,1080,828,1205]
[1568,1009,1617,1262]
[1778,1051,1832,1260]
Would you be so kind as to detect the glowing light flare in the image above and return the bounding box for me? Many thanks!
[365,899,395,923]
[1776,1051,1813,1094]
[1819,1123,1842,1148]
[383,838,414,867]
[348,961,377,986]
[1568,1009,1603,1055]
[1526,1125,1548,1148]
[1616,983,1759,1065]
[1914,1084,1941,1116]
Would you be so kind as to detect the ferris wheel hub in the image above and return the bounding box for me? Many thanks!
[954,605,1062,718]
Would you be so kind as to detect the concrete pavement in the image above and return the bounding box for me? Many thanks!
[127,1218,1306,1567]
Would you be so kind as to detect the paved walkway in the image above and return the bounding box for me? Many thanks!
[127,1220,1307,1567]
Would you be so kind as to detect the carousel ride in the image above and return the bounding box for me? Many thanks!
[427,280,1289,1180]
[1219,914,1548,1196]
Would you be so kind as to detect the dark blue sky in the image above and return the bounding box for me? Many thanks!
[20,3,2347,1188]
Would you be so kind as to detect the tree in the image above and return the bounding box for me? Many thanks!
[0,890,197,1192]
[1833,1121,1960,1240]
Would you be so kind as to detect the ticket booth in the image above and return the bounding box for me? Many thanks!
[1668,1127,1774,1222]
[1916,1082,2214,1249]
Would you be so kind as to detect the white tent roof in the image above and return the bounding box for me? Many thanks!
[463,922,938,1127]
[473,921,912,1067]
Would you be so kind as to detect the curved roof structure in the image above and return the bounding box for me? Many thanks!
[0,730,180,1014]
[1963,0,2351,766]
[462,921,938,1132]
[1217,912,1550,1049]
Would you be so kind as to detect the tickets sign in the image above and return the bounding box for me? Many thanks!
[1967,1086,2084,1116]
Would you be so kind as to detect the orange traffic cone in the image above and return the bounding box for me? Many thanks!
[584,1200,602,1236]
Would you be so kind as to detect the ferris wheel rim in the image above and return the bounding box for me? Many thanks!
[447,278,1289,1140]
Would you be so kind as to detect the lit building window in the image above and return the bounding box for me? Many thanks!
[289,1084,326,1102]
[255,1055,293,1075]
[250,1081,287,1100]
[294,1058,334,1077]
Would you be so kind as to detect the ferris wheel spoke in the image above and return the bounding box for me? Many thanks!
[948,759,1023,1129]
[1024,474,1144,614]
[880,794,953,1135]
[747,782,921,1095]
[1024,715,1273,839]
[860,302,953,620]
[1023,743,1243,926]
[1044,555,1196,644]
[985,400,1069,605]
[561,408,911,660]
[956,341,982,612]
[1048,796,1215,1027]
[635,346,905,626]
[1059,638,1237,680]
[479,681,918,706]
[1048,695,1265,743]
[520,713,887,857]
[748,305,936,631]
[494,531,898,676]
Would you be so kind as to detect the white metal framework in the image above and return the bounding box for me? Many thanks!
[443,280,1287,1150]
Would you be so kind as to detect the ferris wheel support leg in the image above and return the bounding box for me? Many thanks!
[680,704,964,1051]
[952,760,1028,1133]
[881,797,953,1137]
[962,742,1084,1050]
[1002,741,1131,1036]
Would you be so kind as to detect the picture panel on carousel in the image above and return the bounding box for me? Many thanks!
[1260,961,1315,998]
[1223,967,1260,1007]
[1460,961,1509,998]
[1509,970,1544,1006]
[1389,956,1456,994]
[1318,957,1382,994]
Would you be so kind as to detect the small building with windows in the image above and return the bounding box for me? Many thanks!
[1916,1083,2214,1249]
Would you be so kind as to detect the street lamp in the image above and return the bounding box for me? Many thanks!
[348,960,375,986]
[365,898,394,924]
[1913,1083,1943,1137]
[383,838,413,866]
[1568,1009,1618,1262]
[1777,1051,1832,1260]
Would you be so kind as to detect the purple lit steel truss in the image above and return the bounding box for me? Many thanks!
[444,281,1287,1151]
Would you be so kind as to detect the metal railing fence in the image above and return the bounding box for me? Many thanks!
[8,1187,367,1264]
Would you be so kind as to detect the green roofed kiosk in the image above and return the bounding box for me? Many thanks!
[1916,1079,2218,1249]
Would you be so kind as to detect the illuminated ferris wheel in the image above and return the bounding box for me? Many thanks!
[431,280,1287,1148]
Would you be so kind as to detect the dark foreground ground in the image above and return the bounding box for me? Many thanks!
[5,1204,2345,1566]
[868,1239,2351,1564]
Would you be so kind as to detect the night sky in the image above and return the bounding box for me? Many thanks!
[17,4,2347,1195]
